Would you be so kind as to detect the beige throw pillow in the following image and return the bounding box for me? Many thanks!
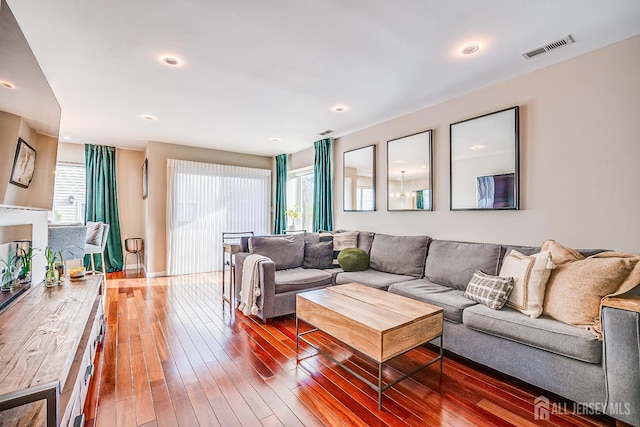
[333,230,359,251]
[542,241,640,330]
[540,239,584,265]
[86,221,104,246]
[500,250,554,318]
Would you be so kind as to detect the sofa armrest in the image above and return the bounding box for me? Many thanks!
[601,286,640,426]
[234,252,277,322]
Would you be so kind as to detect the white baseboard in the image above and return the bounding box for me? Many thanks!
[146,271,166,278]
[124,262,145,271]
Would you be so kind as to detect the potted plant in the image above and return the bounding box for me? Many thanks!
[17,247,33,284]
[0,249,18,292]
[286,206,302,230]
[43,246,64,287]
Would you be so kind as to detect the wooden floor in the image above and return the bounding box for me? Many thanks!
[84,273,616,427]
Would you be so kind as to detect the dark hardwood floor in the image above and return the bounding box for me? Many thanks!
[85,273,616,426]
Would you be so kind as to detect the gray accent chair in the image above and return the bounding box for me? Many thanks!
[48,225,87,260]
[86,223,110,276]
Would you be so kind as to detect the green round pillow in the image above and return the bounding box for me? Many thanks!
[337,248,370,272]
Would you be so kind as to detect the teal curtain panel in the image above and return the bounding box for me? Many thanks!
[416,190,425,209]
[313,138,333,232]
[85,144,124,272]
[274,154,287,234]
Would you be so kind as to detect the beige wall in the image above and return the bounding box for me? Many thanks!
[56,141,85,163]
[116,148,145,268]
[144,140,274,276]
[331,35,640,254]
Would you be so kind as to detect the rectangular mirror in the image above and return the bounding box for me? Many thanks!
[387,130,433,211]
[450,106,519,210]
[343,144,376,211]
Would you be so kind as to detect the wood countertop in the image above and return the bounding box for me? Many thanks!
[0,275,102,404]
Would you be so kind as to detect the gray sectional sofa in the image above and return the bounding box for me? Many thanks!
[235,231,640,426]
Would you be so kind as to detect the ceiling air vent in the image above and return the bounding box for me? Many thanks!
[318,129,334,136]
[521,35,574,60]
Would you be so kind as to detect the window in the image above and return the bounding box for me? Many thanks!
[356,187,373,210]
[287,167,314,232]
[52,162,86,224]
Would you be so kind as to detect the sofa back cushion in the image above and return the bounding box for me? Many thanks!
[302,241,334,269]
[249,234,304,270]
[370,234,430,278]
[357,231,375,253]
[425,240,501,291]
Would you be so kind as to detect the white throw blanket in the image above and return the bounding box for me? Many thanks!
[239,254,269,316]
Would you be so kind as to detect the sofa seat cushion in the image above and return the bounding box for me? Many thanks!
[274,268,332,293]
[463,304,602,364]
[335,269,415,290]
[388,279,477,323]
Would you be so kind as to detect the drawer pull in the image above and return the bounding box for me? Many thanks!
[84,364,94,385]
[73,413,85,427]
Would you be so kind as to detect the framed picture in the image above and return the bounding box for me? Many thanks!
[142,158,148,199]
[9,138,36,188]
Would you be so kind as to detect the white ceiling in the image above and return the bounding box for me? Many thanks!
[6,0,640,157]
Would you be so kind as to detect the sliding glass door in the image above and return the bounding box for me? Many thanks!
[166,159,270,276]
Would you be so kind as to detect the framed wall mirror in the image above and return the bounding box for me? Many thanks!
[387,130,433,211]
[450,106,519,210]
[343,144,376,211]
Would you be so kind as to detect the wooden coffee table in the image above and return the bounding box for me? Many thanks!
[296,283,444,409]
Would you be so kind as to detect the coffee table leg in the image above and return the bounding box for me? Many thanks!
[378,362,383,410]
[295,316,299,365]
[439,335,443,373]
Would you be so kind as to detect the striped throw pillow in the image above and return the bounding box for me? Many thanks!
[464,270,514,310]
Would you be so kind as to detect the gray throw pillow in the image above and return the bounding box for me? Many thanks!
[302,241,334,269]
[85,221,104,246]
[464,270,514,310]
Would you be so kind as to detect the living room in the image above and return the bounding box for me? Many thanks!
[1,1,639,426]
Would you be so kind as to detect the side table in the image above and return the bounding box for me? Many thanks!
[222,242,241,307]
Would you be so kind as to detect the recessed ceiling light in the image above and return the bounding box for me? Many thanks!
[141,114,157,120]
[161,56,181,66]
[331,105,348,113]
[470,144,486,150]
[0,80,15,89]
[394,160,405,164]
[270,137,281,142]
[62,136,71,140]
[460,42,481,55]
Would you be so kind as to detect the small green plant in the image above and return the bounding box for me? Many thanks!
[0,249,18,291]
[285,206,301,221]
[17,247,34,282]
[42,246,64,287]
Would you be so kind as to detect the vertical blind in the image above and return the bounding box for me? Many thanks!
[52,162,86,224]
[166,159,270,276]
